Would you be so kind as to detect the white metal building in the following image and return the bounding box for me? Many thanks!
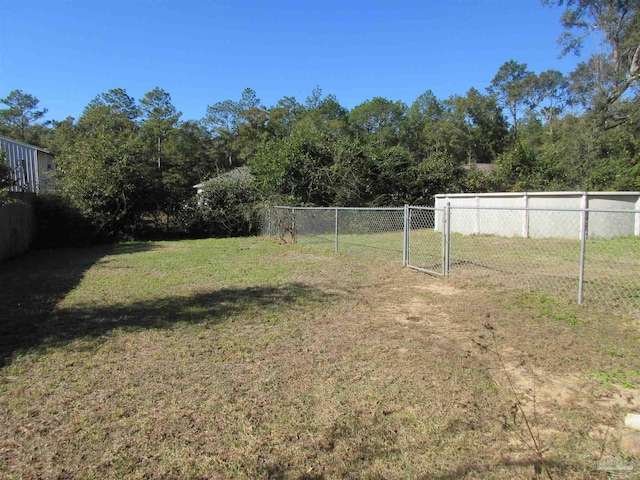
[0,135,56,193]
[435,191,640,239]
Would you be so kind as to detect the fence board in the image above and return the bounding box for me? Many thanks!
[0,192,35,262]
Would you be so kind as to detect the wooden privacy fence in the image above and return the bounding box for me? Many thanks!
[0,192,35,262]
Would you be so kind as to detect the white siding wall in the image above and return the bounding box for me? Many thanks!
[35,151,56,191]
[435,192,640,239]
[0,136,55,193]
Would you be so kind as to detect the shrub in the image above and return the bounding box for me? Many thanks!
[0,151,12,206]
[176,176,259,238]
[32,193,110,249]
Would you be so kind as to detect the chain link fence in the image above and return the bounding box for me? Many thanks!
[260,206,405,263]
[261,205,640,317]
[335,208,405,261]
[443,207,639,316]
[583,210,639,313]
[446,207,583,298]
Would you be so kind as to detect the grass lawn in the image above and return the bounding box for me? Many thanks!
[1,237,639,479]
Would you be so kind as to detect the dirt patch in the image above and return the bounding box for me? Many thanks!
[370,266,640,471]
[414,282,464,296]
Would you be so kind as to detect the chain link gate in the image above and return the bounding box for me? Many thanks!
[404,205,450,276]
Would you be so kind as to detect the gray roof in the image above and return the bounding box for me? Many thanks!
[0,135,53,154]
[193,166,253,189]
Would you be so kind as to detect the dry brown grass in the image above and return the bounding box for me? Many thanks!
[0,237,639,479]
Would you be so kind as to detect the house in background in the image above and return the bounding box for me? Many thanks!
[193,166,253,195]
[463,161,494,176]
[0,135,56,193]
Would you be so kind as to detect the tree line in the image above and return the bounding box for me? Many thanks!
[0,0,638,242]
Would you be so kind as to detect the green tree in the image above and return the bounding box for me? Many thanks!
[0,150,11,205]
[140,87,182,172]
[444,88,509,164]
[298,93,349,138]
[541,110,640,189]
[490,143,569,191]
[167,120,218,186]
[488,60,536,139]
[203,88,267,167]
[86,88,140,121]
[0,151,10,186]
[140,87,180,123]
[267,96,304,139]
[569,54,617,110]
[0,90,48,142]
[55,99,153,238]
[236,101,268,164]
[365,144,415,205]
[349,97,407,147]
[410,151,468,204]
[204,87,261,135]
[305,85,324,110]
[405,89,507,166]
[137,87,187,227]
[331,140,414,206]
[250,122,335,205]
[401,90,444,154]
[538,1,640,190]
[329,136,372,206]
[529,70,572,134]
[543,0,640,108]
[204,99,238,134]
[316,95,349,132]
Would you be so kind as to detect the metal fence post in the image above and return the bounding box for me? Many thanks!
[578,200,588,304]
[635,197,640,237]
[443,202,451,276]
[291,207,297,243]
[403,204,409,266]
[335,208,339,254]
[522,192,529,238]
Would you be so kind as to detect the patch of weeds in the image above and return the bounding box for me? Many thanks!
[603,348,624,358]
[592,368,640,389]
[512,293,584,326]
[550,312,583,326]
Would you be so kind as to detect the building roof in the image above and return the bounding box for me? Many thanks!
[435,191,640,198]
[0,135,53,154]
[463,162,494,175]
[193,166,254,190]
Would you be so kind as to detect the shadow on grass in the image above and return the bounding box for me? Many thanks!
[249,448,594,479]
[0,242,322,366]
[425,456,595,479]
[50,282,314,341]
[3,242,295,366]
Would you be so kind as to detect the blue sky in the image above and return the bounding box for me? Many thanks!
[1,0,593,122]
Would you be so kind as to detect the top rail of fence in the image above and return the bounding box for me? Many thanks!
[273,205,638,214]
[273,206,404,211]
[407,205,440,211]
[447,205,639,214]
